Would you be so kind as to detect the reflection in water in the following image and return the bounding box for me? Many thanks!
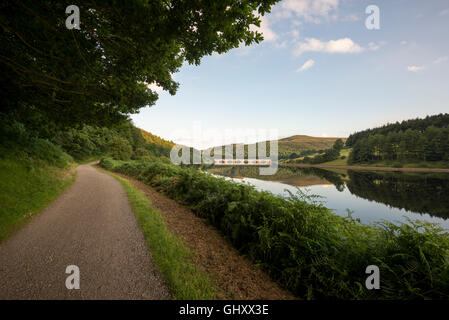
[346,171,449,219]
[206,166,449,229]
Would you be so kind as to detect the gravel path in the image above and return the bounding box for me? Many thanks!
[0,163,170,300]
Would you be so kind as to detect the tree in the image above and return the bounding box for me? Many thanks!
[1,0,279,128]
[333,139,344,152]
[108,136,133,161]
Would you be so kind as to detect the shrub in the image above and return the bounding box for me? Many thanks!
[107,136,133,160]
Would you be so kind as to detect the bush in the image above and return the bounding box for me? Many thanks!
[0,116,72,168]
[100,159,449,300]
[107,136,133,160]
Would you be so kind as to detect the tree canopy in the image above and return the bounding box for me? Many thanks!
[1,0,279,127]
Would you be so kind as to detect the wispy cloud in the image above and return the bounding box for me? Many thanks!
[407,65,425,73]
[296,59,315,72]
[294,37,363,56]
[274,0,339,23]
[439,8,449,16]
[433,56,448,64]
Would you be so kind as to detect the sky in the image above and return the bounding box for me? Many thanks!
[132,0,449,150]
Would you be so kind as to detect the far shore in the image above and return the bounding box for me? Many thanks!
[281,163,449,173]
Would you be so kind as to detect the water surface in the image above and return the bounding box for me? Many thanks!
[207,166,449,230]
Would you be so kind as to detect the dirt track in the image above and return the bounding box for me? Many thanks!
[282,163,449,173]
[0,163,170,300]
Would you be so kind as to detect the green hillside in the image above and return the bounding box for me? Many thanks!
[139,129,175,150]
[206,135,346,158]
[278,135,346,156]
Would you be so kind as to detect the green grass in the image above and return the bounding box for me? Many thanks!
[0,156,76,243]
[101,169,217,300]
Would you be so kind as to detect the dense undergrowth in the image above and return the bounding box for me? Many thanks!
[100,158,449,300]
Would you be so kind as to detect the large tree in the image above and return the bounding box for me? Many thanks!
[0,0,278,127]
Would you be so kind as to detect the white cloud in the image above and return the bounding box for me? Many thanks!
[250,15,277,41]
[145,82,164,93]
[368,41,387,51]
[400,40,407,45]
[297,59,315,72]
[407,65,425,73]
[277,0,339,23]
[433,56,448,64]
[294,37,363,56]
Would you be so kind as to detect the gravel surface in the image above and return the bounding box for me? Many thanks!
[0,163,171,300]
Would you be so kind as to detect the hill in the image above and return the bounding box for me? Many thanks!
[139,129,175,150]
[278,135,346,156]
[205,135,346,158]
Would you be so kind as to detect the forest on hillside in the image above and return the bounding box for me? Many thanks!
[347,114,449,164]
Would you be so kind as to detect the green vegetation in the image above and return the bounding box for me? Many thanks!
[100,158,449,300]
[101,170,216,299]
[107,137,133,161]
[347,114,449,166]
[208,135,344,160]
[346,171,449,219]
[296,139,345,164]
[321,148,351,165]
[0,118,76,243]
[277,135,346,157]
[1,0,279,128]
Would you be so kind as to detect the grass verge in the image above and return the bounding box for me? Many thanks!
[100,168,217,299]
[0,157,76,243]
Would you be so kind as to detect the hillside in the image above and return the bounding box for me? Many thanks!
[278,135,346,156]
[139,129,175,150]
[205,135,346,158]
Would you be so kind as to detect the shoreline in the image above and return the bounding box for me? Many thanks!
[281,163,449,173]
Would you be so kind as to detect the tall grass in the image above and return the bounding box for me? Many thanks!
[100,158,449,300]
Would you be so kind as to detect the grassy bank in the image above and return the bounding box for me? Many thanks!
[0,155,76,243]
[100,158,449,300]
[0,118,79,243]
[100,168,217,299]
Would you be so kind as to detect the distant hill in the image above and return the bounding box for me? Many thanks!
[278,135,346,156]
[205,135,346,158]
[139,129,175,150]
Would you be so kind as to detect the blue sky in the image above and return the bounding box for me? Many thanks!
[132,0,449,149]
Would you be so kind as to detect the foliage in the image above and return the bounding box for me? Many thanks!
[1,0,279,127]
[346,113,449,147]
[348,126,449,164]
[0,114,72,168]
[298,139,344,164]
[100,158,449,300]
[0,116,76,242]
[107,136,133,161]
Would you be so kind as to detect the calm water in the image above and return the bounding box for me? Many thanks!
[207,166,449,230]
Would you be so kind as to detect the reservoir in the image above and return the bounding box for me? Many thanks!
[207,166,449,230]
